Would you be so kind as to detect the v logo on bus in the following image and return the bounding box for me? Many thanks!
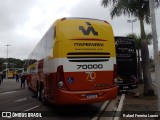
[79,22,98,36]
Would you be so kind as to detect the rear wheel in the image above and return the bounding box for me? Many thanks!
[37,86,41,101]
[41,89,46,104]
[37,84,46,104]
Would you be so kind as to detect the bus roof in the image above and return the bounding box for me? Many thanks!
[59,17,110,24]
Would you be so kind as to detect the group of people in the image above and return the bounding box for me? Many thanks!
[15,73,27,88]
[0,72,27,88]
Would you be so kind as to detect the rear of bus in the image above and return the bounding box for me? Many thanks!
[54,18,118,104]
[115,37,138,90]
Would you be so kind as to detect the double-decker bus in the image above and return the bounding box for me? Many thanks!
[26,17,118,104]
[115,36,138,90]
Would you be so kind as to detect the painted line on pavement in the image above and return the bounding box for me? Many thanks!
[0,89,25,95]
[14,96,32,102]
[23,105,41,112]
[0,91,18,95]
[92,100,110,120]
[113,94,125,120]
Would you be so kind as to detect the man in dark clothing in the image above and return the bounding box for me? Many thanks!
[1,73,3,83]
[16,73,19,82]
[0,74,1,85]
[21,73,26,88]
[0,73,3,85]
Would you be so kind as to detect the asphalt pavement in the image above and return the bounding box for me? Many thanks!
[0,78,23,93]
[121,73,159,120]
[1,74,159,120]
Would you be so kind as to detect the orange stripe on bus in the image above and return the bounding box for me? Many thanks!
[70,38,107,41]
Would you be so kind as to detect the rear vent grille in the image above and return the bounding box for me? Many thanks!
[67,52,110,62]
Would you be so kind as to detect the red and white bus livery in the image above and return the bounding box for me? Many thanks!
[26,18,118,104]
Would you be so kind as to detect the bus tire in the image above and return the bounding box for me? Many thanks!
[41,88,47,104]
[37,83,46,103]
[37,85,41,101]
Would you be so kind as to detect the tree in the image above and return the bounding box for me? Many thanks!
[0,58,27,71]
[101,0,160,96]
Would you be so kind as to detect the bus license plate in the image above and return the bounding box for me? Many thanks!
[87,94,97,99]
[123,86,129,89]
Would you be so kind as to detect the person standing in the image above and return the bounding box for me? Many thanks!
[0,73,1,85]
[15,73,19,82]
[20,73,26,88]
[1,73,4,83]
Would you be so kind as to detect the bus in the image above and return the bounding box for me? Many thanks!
[3,68,17,78]
[115,36,138,90]
[26,17,118,104]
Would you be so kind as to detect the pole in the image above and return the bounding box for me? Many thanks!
[127,19,136,34]
[4,44,11,79]
[131,22,133,34]
[149,0,160,111]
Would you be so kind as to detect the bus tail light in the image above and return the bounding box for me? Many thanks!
[56,65,69,90]
[113,64,117,84]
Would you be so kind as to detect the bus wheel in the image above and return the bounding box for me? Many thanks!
[37,85,46,103]
[37,86,42,101]
[41,89,47,104]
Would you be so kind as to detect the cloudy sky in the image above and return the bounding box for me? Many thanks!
[0,0,160,60]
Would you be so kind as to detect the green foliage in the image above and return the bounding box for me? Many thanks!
[0,58,28,71]
[101,0,160,96]
[101,0,160,24]
[127,33,141,49]
[127,32,152,49]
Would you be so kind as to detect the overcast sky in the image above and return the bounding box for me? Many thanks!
[0,0,160,60]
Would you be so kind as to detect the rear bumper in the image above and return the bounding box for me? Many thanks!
[118,83,138,90]
[53,86,118,105]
